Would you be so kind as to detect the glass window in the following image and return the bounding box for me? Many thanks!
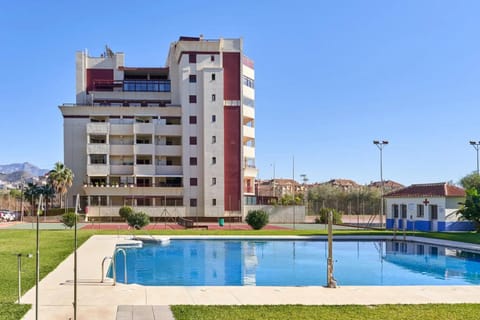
[189,54,196,63]
[211,73,216,81]
[189,74,197,83]
[189,136,197,145]
[212,157,216,164]
[212,177,216,185]
[189,95,197,103]
[189,116,197,124]
[212,94,216,102]
[190,157,197,166]
[212,115,216,122]
[190,178,198,186]
[212,198,217,206]
[212,136,216,144]
[392,204,399,218]
[400,204,407,218]
[190,198,197,207]
[417,204,424,218]
[430,205,438,220]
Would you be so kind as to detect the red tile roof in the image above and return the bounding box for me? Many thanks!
[385,183,465,198]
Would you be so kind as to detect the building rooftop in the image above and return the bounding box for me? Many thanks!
[385,182,465,198]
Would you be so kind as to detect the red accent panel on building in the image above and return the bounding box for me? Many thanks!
[223,52,241,100]
[224,106,241,211]
[86,69,114,93]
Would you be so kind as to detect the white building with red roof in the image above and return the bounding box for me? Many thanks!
[384,182,474,232]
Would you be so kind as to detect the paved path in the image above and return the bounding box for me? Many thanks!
[20,235,480,320]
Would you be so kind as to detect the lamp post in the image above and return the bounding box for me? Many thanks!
[16,253,32,303]
[373,140,388,228]
[469,141,480,175]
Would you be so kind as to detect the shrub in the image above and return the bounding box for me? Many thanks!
[119,206,134,220]
[245,210,269,230]
[316,208,343,224]
[126,211,150,229]
[61,212,79,228]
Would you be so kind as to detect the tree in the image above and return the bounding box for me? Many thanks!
[245,210,269,230]
[457,188,480,232]
[119,206,133,220]
[61,212,78,229]
[459,173,480,190]
[48,162,74,210]
[126,211,150,229]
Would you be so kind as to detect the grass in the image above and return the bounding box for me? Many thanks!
[0,227,478,319]
[171,304,480,320]
[0,230,95,319]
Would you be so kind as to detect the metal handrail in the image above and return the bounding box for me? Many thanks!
[113,248,127,285]
[101,256,113,284]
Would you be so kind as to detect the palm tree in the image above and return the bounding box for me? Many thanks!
[48,162,74,211]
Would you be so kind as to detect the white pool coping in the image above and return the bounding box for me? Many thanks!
[21,235,480,320]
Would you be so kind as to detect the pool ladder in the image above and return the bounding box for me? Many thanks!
[101,248,127,286]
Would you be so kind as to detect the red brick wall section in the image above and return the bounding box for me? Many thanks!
[224,106,241,211]
[223,52,241,211]
[86,69,113,93]
[223,53,241,100]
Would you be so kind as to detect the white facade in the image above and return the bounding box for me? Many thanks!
[61,37,257,220]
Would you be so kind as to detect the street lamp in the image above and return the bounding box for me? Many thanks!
[16,253,33,303]
[373,140,389,228]
[469,141,480,175]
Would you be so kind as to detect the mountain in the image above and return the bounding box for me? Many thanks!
[0,163,49,182]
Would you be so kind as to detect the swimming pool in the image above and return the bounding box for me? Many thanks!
[110,239,480,286]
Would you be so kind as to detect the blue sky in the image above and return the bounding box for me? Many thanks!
[1,0,479,186]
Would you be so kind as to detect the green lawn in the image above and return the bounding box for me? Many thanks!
[0,228,478,320]
[171,304,480,320]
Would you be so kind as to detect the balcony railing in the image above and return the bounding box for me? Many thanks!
[93,79,171,92]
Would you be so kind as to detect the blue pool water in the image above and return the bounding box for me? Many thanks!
[110,239,480,286]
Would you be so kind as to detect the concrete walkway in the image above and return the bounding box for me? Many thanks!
[20,235,480,320]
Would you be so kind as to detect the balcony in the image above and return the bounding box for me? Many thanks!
[244,166,258,178]
[110,165,134,175]
[110,144,134,155]
[82,186,184,197]
[86,123,109,134]
[243,105,255,120]
[155,124,181,135]
[87,144,109,154]
[156,165,183,175]
[134,165,155,176]
[243,146,255,158]
[110,124,133,135]
[134,144,155,154]
[93,79,171,92]
[243,125,255,140]
[134,123,154,134]
[155,145,182,156]
[87,164,109,176]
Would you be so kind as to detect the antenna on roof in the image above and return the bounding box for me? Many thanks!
[105,45,114,58]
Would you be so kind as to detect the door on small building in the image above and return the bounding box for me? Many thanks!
[429,204,438,232]
[392,204,399,230]
[400,204,407,230]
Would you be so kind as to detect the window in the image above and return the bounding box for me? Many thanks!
[430,205,438,220]
[189,95,197,103]
[211,73,216,81]
[189,136,197,145]
[190,157,197,166]
[242,75,254,88]
[400,204,407,218]
[189,116,197,124]
[189,54,196,63]
[210,55,215,62]
[190,178,198,186]
[212,157,216,164]
[90,154,106,164]
[392,204,399,218]
[212,198,217,206]
[417,204,424,218]
[212,115,216,122]
[189,74,197,83]
[190,198,197,207]
[212,177,216,185]
[212,94,216,102]
[212,136,216,144]
[90,135,106,144]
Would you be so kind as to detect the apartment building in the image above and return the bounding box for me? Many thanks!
[60,36,257,219]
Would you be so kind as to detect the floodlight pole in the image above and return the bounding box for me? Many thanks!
[74,194,80,320]
[35,194,43,320]
[373,140,388,228]
[469,141,480,175]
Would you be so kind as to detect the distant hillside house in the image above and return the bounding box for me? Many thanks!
[324,179,359,191]
[368,180,404,191]
[384,182,474,232]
